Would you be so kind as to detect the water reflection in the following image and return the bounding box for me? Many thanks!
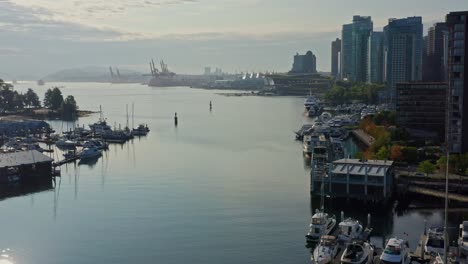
[0,179,53,202]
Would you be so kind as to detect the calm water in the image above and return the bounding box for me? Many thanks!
[0,82,465,264]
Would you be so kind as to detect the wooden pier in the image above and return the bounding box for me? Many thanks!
[408,186,468,203]
[351,129,374,147]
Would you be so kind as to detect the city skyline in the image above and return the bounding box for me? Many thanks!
[0,0,467,78]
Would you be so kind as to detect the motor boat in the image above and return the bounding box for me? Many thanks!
[380,238,411,264]
[308,108,317,117]
[132,124,150,136]
[340,240,375,264]
[337,218,364,242]
[295,124,313,141]
[306,212,337,243]
[303,134,321,157]
[89,120,112,135]
[79,147,102,160]
[56,138,77,148]
[82,140,108,150]
[304,96,319,111]
[312,235,339,264]
[459,221,468,258]
[424,227,445,256]
[320,112,333,122]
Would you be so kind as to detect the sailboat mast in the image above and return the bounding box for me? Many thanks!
[132,102,134,129]
[126,104,129,129]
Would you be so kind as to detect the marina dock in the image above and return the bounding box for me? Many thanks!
[351,129,374,147]
[408,186,468,203]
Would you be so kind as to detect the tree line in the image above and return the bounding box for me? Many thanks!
[324,81,386,105]
[0,79,78,119]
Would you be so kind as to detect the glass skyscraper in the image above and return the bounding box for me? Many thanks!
[340,16,373,82]
[367,31,384,84]
[383,17,423,103]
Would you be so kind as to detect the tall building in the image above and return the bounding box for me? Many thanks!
[384,17,423,102]
[423,23,449,82]
[341,23,353,80]
[396,82,447,141]
[446,11,468,153]
[367,31,384,83]
[331,38,341,77]
[340,16,373,82]
[290,51,317,74]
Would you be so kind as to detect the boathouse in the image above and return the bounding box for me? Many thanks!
[311,159,394,201]
[0,150,53,183]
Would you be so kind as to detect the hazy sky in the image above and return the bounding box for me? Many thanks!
[0,0,467,79]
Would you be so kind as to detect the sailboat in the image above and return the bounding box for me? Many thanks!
[306,164,336,243]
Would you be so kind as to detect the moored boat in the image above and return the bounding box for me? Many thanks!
[312,235,339,264]
[337,218,364,242]
[459,221,468,258]
[306,212,337,243]
[379,238,411,264]
[79,147,102,160]
[340,239,374,264]
[424,227,446,257]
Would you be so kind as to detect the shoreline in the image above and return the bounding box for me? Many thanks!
[0,109,96,122]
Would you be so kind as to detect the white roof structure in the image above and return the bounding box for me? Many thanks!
[332,159,393,177]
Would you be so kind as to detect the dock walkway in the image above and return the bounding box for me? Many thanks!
[351,129,374,147]
[408,186,468,203]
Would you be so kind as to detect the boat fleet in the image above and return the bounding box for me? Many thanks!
[299,94,468,264]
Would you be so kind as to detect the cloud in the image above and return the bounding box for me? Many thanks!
[0,1,143,41]
[8,0,198,21]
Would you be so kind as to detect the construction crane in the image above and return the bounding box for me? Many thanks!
[109,66,115,79]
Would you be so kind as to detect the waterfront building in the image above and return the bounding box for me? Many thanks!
[331,38,341,78]
[311,159,394,200]
[267,73,332,96]
[367,31,384,84]
[446,11,468,153]
[423,23,449,82]
[384,17,423,103]
[340,16,373,82]
[290,51,317,74]
[0,150,53,183]
[395,82,447,141]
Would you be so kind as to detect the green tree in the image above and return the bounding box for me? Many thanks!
[59,95,78,120]
[418,160,436,177]
[24,88,41,108]
[402,146,418,164]
[376,146,390,160]
[44,87,63,110]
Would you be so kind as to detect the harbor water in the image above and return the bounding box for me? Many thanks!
[0,82,466,264]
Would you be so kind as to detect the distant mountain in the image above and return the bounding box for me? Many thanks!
[43,67,148,83]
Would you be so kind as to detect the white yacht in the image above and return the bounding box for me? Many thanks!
[424,227,446,256]
[304,96,319,111]
[340,240,375,264]
[380,238,411,264]
[337,218,364,242]
[320,112,333,122]
[303,134,320,156]
[312,235,339,264]
[306,212,337,242]
[459,221,468,258]
[79,147,102,160]
[56,138,77,148]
